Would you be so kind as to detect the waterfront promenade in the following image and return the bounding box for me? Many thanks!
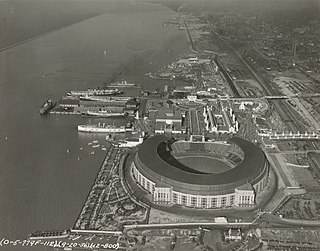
[73,143,149,232]
[74,144,120,230]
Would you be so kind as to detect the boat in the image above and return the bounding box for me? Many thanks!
[118,137,143,148]
[102,148,107,151]
[85,111,127,118]
[78,123,127,133]
[124,122,134,132]
[79,95,128,102]
[92,144,100,148]
[108,80,140,88]
[88,142,92,145]
[67,88,122,97]
[89,151,95,155]
[80,147,84,150]
[92,140,99,143]
[40,99,56,115]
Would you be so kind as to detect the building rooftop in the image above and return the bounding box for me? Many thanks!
[155,110,182,121]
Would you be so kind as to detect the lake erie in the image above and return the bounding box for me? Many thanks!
[0,0,190,243]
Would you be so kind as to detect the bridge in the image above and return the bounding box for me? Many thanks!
[265,132,320,140]
[265,93,320,99]
[265,96,289,100]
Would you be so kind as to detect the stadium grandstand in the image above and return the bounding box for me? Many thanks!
[130,135,270,209]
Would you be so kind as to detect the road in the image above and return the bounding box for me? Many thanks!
[214,57,241,97]
[274,150,320,155]
[123,222,256,232]
[261,213,320,228]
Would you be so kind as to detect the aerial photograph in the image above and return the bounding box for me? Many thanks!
[0,0,320,250]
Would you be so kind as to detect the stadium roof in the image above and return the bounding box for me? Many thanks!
[136,135,266,186]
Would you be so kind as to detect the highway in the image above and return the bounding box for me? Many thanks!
[214,57,241,97]
[123,221,257,232]
[122,212,320,232]
[275,150,320,155]
[261,213,320,228]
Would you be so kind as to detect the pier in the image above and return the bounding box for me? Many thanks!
[182,17,197,53]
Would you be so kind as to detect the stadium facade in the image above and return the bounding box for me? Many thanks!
[131,135,269,209]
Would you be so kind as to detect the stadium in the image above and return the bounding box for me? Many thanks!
[130,135,269,209]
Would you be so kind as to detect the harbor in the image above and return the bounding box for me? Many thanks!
[0,0,190,244]
[47,81,141,121]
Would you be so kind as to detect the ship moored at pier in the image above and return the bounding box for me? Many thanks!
[67,88,122,97]
[84,111,127,118]
[107,80,140,88]
[78,122,134,133]
[79,95,130,103]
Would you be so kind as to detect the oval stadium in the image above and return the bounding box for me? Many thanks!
[130,135,269,209]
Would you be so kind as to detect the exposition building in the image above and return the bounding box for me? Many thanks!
[131,135,269,209]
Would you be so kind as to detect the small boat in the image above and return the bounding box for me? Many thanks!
[88,142,92,145]
[102,148,107,151]
[40,99,56,115]
[67,149,71,154]
[92,144,100,148]
[80,147,84,150]
[93,140,99,143]
[77,157,81,161]
[89,151,95,155]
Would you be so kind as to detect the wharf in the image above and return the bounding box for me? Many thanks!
[145,72,172,80]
